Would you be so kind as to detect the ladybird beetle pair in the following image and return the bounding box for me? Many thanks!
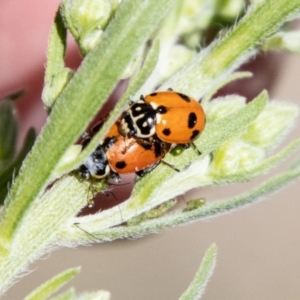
[79,118,171,182]
[79,90,205,182]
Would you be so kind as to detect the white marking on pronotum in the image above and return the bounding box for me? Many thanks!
[150,102,158,109]
[156,114,162,123]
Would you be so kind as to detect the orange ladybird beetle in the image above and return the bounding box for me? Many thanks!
[79,118,172,182]
[120,90,206,145]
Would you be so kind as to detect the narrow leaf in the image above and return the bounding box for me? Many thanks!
[202,71,253,105]
[0,89,25,102]
[60,0,79,40]
[0,128,36,204]
[180,244,217,300]
[0,101,17,163]
[125,39,160,101]
[76,290,111,300]
[24,267,80,300]
[49,288,75,300]
[45,10,67,82]
[0,176,89,294]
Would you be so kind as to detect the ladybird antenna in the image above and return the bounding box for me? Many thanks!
[179,142,201,156]
[110,191,124,223]
[102,190,124,223]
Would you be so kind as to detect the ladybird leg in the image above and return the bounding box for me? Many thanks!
[138,137,153,146]
[140,94,145,101]
[105,191,124,223]
[135,161,161,177]
[179,143,201,156]
[110,170,121,183]
[179,143,190,149]
[137,135,159,147]
[78,164,91,179]
[191,142,201,156]
[167,87,173,91]
[151,138,168,157]
[161,160,180,172]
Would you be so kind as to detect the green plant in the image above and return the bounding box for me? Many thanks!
[1,0,300,298]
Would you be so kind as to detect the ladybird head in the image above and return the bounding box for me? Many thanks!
[80,145,110,179]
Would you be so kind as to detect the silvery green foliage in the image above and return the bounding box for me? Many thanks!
[1,0,300,298]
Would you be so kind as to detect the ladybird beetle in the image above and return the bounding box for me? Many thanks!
[104,120,171,176]
[79,118,172,182]
[120,90,206,145]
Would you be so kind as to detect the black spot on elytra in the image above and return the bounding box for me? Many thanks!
[116,161,127,169]
[157,106,167,114]
[188,112,197,128]
[177,92,191,102]
[190,130,200,141]
[149,92,158,97]
[162,128,171,136]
